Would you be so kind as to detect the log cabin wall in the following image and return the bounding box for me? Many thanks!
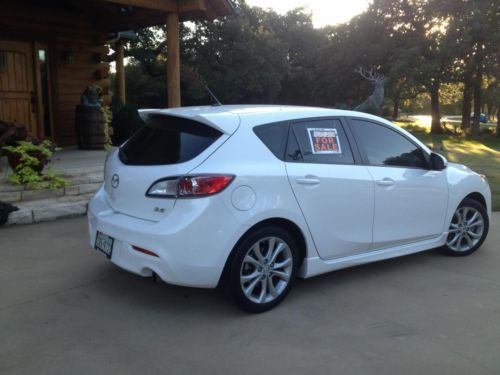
[0,3,110,145]
[54,35,110,145]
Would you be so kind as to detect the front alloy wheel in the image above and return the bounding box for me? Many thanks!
[227,226,298,313]
[441,198,489,256]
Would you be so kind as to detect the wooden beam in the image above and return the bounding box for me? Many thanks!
[166,12,180,108]
[178,0,207,13]
[96,9,166,31]
[201,0,217,20]
[103,0,214,13]
[103,0,178,12]
[115,40,126,105]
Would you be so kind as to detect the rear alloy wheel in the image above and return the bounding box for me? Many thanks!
[227,226,298,313]
[440,198,489,256]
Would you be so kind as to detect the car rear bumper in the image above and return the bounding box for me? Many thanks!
[88,186,244,288]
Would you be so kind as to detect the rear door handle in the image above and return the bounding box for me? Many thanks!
[376,178,395,187]
[296,177,320,185]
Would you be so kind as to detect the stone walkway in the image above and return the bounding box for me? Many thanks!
[0,147,107,225]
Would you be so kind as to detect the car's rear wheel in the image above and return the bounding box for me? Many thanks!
[227,226,298,313]
[440,198,489,256]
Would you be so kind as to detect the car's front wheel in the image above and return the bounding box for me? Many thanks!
[227,226,298,313]
[440,198,489,256]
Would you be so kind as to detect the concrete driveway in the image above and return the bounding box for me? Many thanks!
[1,214,499,375]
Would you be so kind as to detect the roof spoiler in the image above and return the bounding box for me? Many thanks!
[138,109,239,135]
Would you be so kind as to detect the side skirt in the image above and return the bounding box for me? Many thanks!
[298,233,447,279]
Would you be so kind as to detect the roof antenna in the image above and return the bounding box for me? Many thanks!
[204,84,222,106]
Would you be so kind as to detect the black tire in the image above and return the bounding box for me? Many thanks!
[439,198,489,256]
[226,225,298,313]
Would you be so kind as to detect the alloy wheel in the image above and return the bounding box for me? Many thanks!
[239,236,293,304]
[446,206,485,252]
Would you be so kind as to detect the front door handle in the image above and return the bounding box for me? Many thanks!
[296,177,320,185]
[376,178,395,187]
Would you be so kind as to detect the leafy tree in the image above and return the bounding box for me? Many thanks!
[183,1,289,104]
[272,8,326,105]
[111,0,499,140]
[444,0,500,135]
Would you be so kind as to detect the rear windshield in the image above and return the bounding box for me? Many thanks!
[119,115,222,165]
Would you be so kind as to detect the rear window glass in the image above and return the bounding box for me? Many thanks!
[119,115,222,165]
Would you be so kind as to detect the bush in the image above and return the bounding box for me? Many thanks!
[111,103,145,146]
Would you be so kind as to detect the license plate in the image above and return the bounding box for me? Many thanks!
[95,231,114,258]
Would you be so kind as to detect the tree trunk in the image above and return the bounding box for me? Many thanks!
[430,82,442,134]
[471,65,483,137]
[392,93,400,120]
[461,72,473,130]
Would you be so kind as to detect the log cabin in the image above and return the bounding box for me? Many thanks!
[0,0,234,145]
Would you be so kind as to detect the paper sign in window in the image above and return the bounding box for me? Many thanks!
[307,128,342,154]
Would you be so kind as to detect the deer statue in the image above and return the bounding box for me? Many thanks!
[354,66,386,113]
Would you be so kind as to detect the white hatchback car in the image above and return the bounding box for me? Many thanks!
[88,105,491,312]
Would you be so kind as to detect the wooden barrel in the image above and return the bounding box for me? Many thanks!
[75,105,106,150]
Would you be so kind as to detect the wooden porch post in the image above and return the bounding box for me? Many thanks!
[166,12,181,108]
[115,40,126,105]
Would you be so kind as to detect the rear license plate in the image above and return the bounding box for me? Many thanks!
[95,231,114,258]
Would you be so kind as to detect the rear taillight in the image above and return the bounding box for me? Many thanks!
[146,175,234,198]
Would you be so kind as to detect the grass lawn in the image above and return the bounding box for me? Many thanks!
[394,121,500,211]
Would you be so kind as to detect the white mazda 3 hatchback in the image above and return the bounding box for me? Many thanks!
[88,105,491,312]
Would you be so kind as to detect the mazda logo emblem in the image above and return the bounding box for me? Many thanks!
[111,174,120,188]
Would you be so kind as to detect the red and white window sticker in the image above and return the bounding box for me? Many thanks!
[307,128,342,154]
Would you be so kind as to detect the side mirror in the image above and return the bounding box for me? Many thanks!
[430,152,447,171]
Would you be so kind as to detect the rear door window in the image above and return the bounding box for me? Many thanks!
[119,115,222,165]
[286,119,354,165]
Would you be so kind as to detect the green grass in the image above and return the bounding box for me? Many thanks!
[395,121,500,211]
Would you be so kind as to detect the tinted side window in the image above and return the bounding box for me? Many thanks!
[119,115,221,165]
[287,119,354,165]
[253,122,289,160]
[350,119,428,168]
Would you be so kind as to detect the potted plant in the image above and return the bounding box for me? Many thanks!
[2,139,68,190]
[4,139,55,173]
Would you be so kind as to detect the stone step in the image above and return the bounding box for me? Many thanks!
[0,171,103,203]
[6,193,94,225]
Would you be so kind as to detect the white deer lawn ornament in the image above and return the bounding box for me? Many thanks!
[354,67,386,113]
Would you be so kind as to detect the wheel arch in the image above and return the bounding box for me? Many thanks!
[217,217,308,287]
[464,192,487,209]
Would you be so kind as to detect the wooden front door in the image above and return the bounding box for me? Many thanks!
[0,40,38,136]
